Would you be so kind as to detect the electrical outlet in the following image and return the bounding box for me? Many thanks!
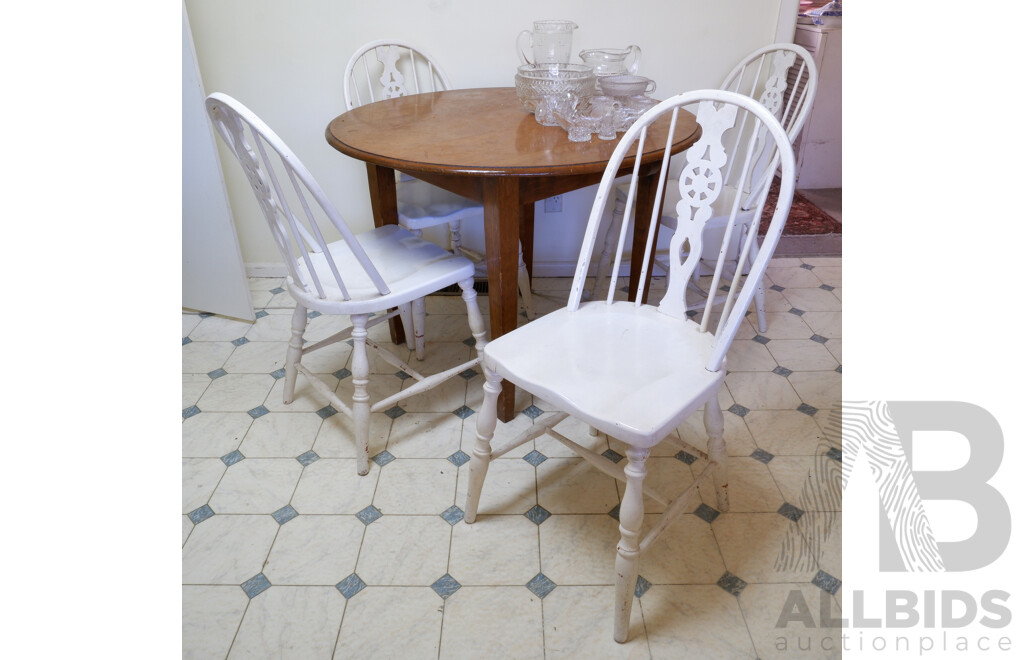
[544,195,563,213]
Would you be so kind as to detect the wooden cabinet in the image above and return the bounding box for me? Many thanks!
[793,24,841,189]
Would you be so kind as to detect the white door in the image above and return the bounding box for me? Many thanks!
[182,3,254,320]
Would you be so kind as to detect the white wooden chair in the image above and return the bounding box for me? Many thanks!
[344,40,535,321]
[206,93,488,476]
[589,43,817,332]
[463,89,796,643]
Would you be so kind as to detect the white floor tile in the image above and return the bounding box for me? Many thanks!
[183,264,843,658]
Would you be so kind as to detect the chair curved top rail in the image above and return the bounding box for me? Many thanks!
[343,39,453,111]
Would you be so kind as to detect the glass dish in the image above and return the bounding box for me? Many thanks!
[598,75,656,98]
[552,94,659,142]
[515,63,597,113]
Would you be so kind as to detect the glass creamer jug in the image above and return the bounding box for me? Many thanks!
[578,46,642,76]
[517,20,578,65]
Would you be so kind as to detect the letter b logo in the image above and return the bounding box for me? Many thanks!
[846,401,1010,572]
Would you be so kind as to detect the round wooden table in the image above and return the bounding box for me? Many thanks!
[327,87,700,421]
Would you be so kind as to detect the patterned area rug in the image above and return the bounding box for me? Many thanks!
[759,178,841,236]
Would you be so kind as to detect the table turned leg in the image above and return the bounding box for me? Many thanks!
[628,167,667,304]
[365,163,406,346]
[519,202,535,282]
[481,177,521,422]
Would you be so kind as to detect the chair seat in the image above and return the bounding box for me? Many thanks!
[292,224,476,313]
[484,301,725,447]
[396,177,481,229]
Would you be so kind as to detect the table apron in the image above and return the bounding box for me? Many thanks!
[389,161,666,207]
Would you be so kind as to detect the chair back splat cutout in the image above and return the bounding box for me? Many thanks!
[344,40,452,111]
[570,90,795,371]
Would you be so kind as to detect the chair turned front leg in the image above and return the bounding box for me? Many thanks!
[457,277,488,359]
[464,367,502,523]
[350,314,372,476]
[283,305,308,404]
[704,397,730,512]
[614,446,650,643]
[449,218,463,256]
[412,298,427,361]
[398,303,415,351]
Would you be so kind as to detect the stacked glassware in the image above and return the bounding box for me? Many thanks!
[513,22,658,142]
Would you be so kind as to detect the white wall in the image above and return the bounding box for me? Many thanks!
[186,0,790,273]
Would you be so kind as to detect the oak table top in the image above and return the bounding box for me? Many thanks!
[327,87,700,421]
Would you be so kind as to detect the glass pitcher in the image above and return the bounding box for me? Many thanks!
[517,20,578,65]
[578,46,642,76]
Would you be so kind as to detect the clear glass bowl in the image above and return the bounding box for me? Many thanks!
[598,75,656,98]
[515,64,596,113]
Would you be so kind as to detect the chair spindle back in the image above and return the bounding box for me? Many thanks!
[719,43,817,209]
[568,90,796,371]
[205,93,390,301]
[344,40,452,110]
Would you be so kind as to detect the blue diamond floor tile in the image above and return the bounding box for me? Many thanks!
[221,450,244,467]
[441,505,464,525]
[602,449,624,463]
[675,450,697,465]
[447,450,470,467]
[778,502,805,523]
[372,451,396,467]
[522,450,547,466]
[336,574,366,599]
[634,575,652,598]
[526,573,557,599]
[524,505,551,525]
[728,403,750,417]
[272,505,299,525]
[188,504,215,525]
[431,574,461,599]
[453,405,475,419]
[356,505,383,525]
[717,571,748,596]
[296,450,319,466]
[812,570,842,595]
[241,573,271,599]
[694,503,720,524]
[248,405,270,419]
[522,405,543,419]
